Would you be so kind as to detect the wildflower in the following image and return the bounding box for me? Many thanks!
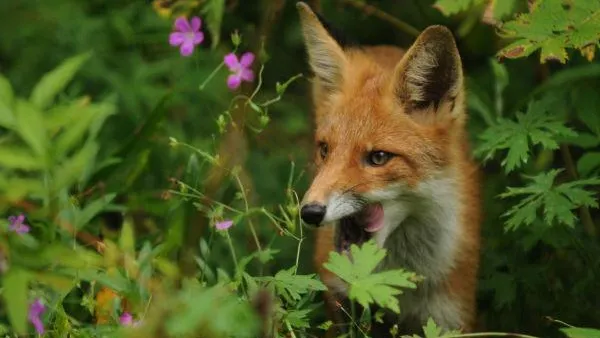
[28,299,45,335]
[215,220,233,231]
[224,52,255,90]
[120,312,141,327]
[8,214,30,234]
[169,16,204,57]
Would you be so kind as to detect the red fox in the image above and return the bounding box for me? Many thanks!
[295,2,481,336]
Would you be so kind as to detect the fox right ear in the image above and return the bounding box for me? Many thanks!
[296,2,348,92]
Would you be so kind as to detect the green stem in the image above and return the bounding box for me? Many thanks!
[233,174,263,252]
[447,333,540,338]
[199,62,225,91]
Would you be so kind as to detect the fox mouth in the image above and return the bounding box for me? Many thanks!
[335,203,384,254]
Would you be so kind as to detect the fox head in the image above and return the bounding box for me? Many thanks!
[296,2,467,251]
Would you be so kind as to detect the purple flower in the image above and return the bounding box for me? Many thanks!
[169,16,204,57]
[120,312,141,327]
[224,52,255,90]
[28,299,45,335]
[215,220,233,231]
[8,214,29,234]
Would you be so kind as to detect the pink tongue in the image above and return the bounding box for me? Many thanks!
[364,203,384,233]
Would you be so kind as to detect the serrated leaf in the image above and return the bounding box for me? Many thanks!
[2,268,30,335]
[0,146,44,171]
[14,99,48,158]
[323,240,418,314]
[500,169,600,230]
[561,327,600,338]
[30,52,91,109]
[497,0,600,63]
[475,98,577,173]
[256,267,327,304]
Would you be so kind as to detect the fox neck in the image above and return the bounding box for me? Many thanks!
[373,174,460,284]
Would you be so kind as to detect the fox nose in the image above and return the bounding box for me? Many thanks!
[300,203,326,226]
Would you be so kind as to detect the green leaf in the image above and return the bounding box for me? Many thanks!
[256,267,327,304]
[421,318,462,338]
[491,0,518,20]
[475,98,577,173]
[53,141,99,192]
[323,240,419,314]
[500,169,600,230]
[30,52,91,109]
[54,101,116,159]
[433,0,484,16]
[561,327,600,338]
[14,99,48,157]
[497,0,600,63]
[577,152,600,177]
[201,0,226,49]
[0,73,15,128]
[69,193,117,230]
[0,146,44,171]
[2,268,30,335]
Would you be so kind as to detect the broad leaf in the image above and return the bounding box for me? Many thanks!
[201,0,226,49]
[30,52,91,109]
[323,240,419,314]
[0,73,15,128]
[0,146,44,171]
[14,99,48,158]
[2,268,30,335]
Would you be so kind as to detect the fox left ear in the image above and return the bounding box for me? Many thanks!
[392,25,463,116]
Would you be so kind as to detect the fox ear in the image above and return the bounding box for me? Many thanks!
[296,2,349,92]
[392,26,463,115]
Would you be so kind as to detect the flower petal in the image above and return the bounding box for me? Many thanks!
[190,16,202,31]
[223,53,239,70]
[239,52,255,67]
[169,32,185,46]
[174,16,191,32]
[120,313,133,325]
[240,68,255,82]
[7,215,16,223]
[216,219,234,230]
[180,41,195,56]
[193,32,204,45]
[16,225,30,234]
[16,214,25,223]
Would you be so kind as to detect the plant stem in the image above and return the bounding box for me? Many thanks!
[233,174,263,252]
[285,320,298,338]
[224,230,239,271]
[560,144,598,237]
[339,0,420,38]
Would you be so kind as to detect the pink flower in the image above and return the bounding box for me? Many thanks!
[224,52,255,90]
[28,299,45,335]
[215,220,233,231]
[8,214,29,234]
[120,312,141,326]
[169,16,204,57]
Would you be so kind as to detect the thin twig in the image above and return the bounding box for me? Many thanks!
[339,0,420,38]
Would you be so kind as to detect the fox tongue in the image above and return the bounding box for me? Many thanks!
[363,203,384,233]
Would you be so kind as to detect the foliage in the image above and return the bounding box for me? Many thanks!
[323,240,419,315]
[0,0,600,337]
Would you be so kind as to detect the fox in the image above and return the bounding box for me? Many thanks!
[294,2,481,337]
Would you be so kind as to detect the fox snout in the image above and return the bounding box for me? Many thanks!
[300,202,327,226]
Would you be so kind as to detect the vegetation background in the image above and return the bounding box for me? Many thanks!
[1,0,600,337]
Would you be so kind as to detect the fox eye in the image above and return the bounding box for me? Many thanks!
[318,142,328,160]
[367,151,393,166]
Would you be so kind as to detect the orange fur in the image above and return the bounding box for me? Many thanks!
[296,2,481,336]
